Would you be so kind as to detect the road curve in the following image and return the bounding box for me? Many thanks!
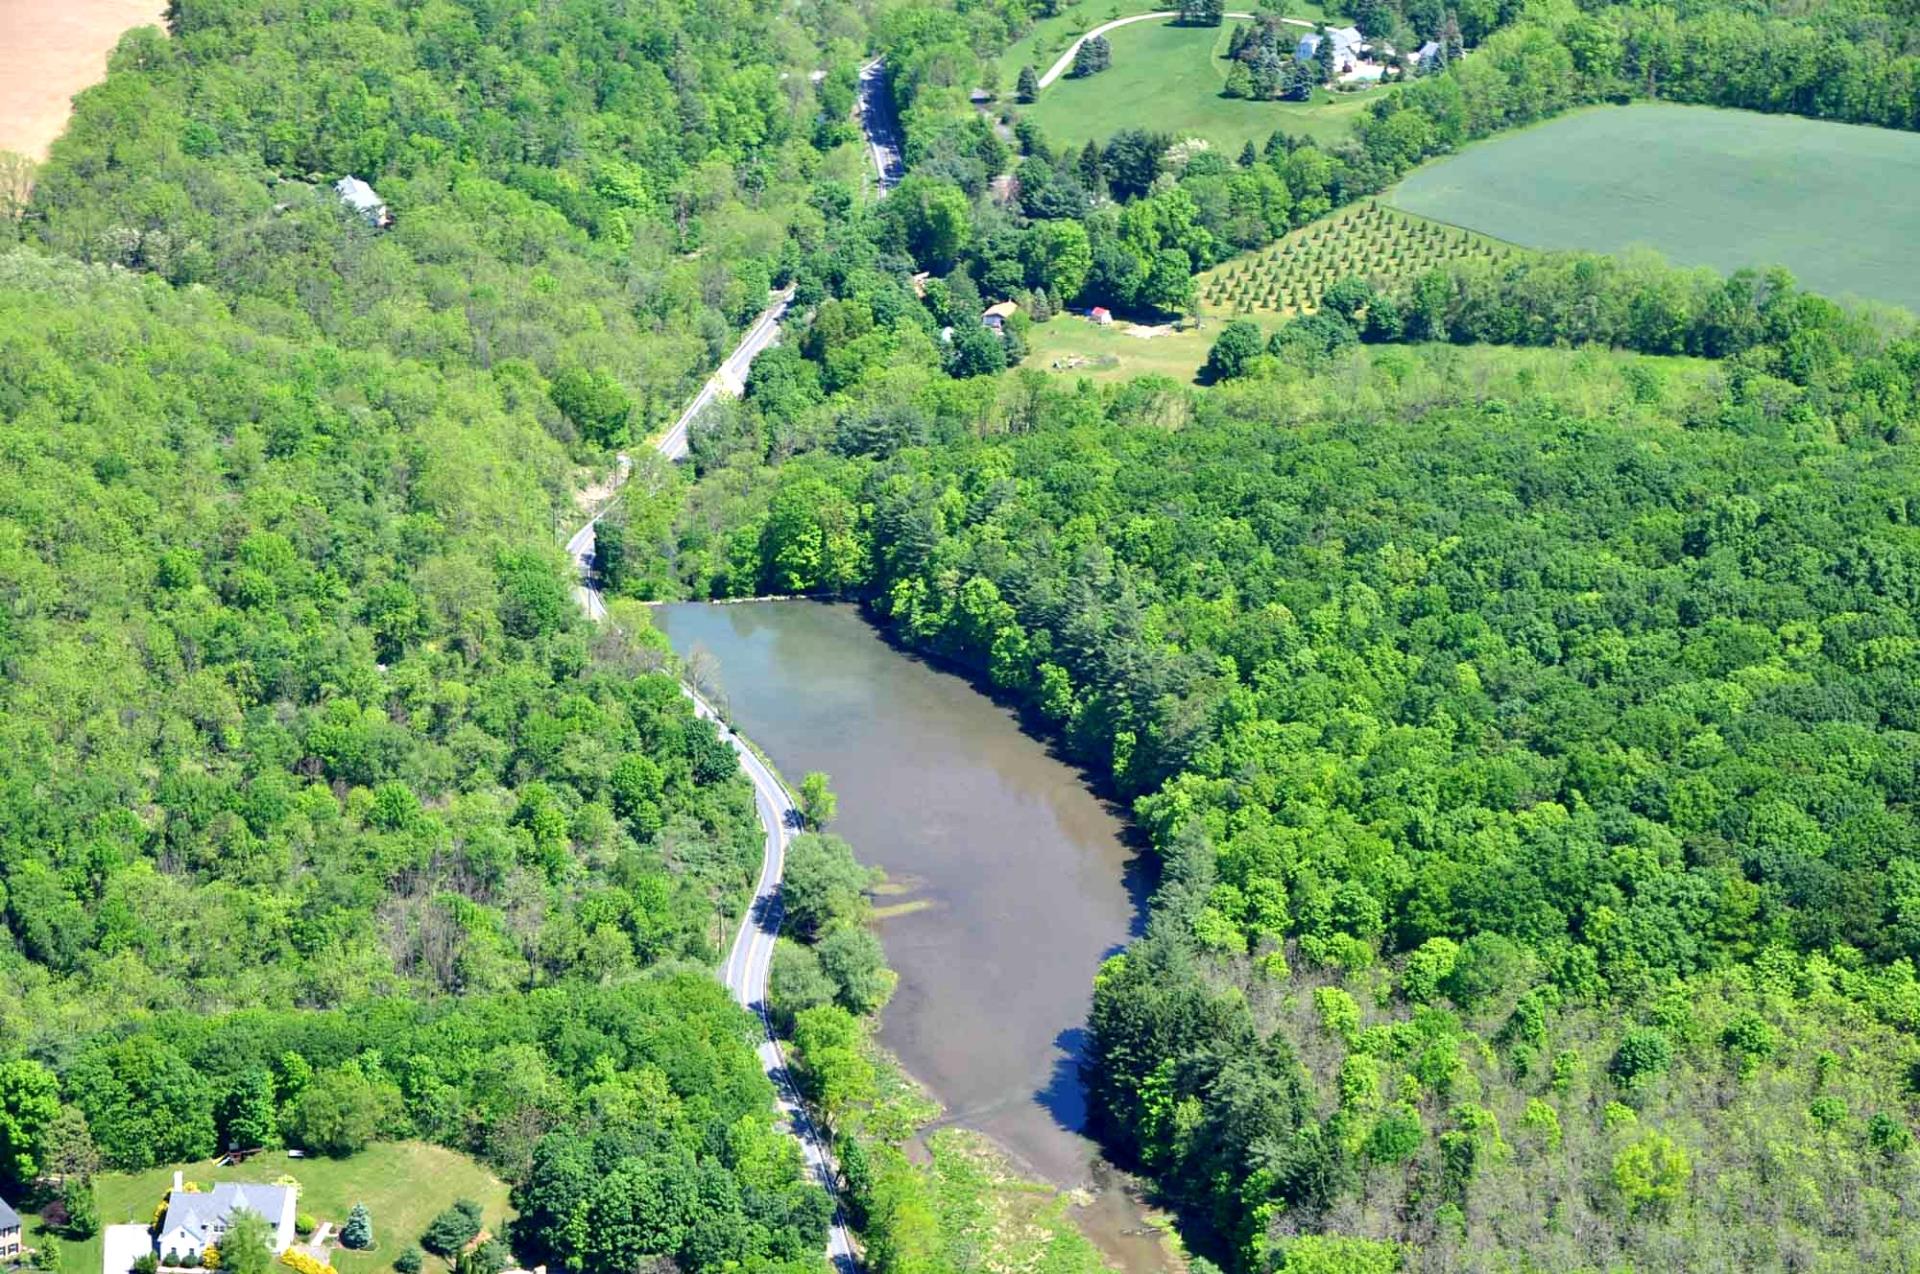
[566,288,859,1269]
[1035,10,1280,89]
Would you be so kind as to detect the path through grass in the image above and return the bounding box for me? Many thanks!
[1008,11,1387,151]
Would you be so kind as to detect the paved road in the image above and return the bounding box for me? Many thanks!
[1035,10,1282,89]
[566,289,857,1269]
[856,57,904,191]
[566,285,792,620]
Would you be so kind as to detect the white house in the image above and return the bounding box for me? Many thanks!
[333,176,392,228]
[0,1197,21,1261]
[157,1174,297,1262]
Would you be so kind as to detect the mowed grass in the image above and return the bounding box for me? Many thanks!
[1198,202,1515,316]
[1015,16,1389,151]
[996,0,1328,86]
[31,1143,513,1274]
[1389,102,1920,313]
[1025,313,1282,382]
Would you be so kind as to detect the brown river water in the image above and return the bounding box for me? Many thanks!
[652,600,1167,1270]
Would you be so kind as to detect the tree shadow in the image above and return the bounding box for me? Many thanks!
[1032,1025,1093,1139]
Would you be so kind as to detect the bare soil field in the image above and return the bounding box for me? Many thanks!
[0,0,167,159]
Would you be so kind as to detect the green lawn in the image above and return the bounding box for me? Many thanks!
[31,1144,513,1274]
[1025,313,1280,382]
[1389,102,1920,314]
[1010,14,1387,152]
[995,0,1329,88]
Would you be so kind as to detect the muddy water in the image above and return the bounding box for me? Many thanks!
[653,601,1164,1270]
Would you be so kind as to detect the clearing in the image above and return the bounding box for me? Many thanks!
[1025,312,1278,383]
[1389,102,1920,314]
[0,0,168,160]
[1008,12,1390,152]
[1198,201,1514,316]
[32,1143,513,1274]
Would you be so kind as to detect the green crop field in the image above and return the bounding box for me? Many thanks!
[1198,202,1513,316]
[1009,13,1390,152]
[1389,103,1920,314]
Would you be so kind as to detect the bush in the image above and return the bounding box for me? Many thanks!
[393,1250,423,1274]
[294,1216,315,1239]
[280,1251,330,1274]
[133,1256,159,1274]
[419,1199,483,1257]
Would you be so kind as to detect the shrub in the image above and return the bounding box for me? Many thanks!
[419,1199,483,1257]
[293,1216,315,1239]
[281,1251,330,1274]
[393,1250,423,1274]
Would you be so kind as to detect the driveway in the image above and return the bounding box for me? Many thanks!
[102,1225,152,1274]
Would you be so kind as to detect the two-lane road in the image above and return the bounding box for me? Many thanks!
[567,285,792,619]
[856,57,904,191]
[566,284,857,1268]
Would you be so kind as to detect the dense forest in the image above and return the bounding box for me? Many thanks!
[659,179,1920,1267]
[0,0,896,1267]
[10,0,1920,1267]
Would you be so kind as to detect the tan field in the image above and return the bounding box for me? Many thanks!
[0,0,167,159]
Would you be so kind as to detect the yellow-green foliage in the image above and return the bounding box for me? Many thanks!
[1197,203,1513,317]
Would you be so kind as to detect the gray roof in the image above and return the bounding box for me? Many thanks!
[161,1184,291,1244]
[1296,27,1365,62]
[0,1198,19,1230]
[333,176,384,213]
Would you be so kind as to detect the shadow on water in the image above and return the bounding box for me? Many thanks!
[1035,1026,1092,1140]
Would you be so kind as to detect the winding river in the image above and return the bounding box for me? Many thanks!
[652,600,1161,1268]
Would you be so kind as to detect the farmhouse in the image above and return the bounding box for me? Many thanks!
[157,1174,297,1262]
[333,176,391,228]
[0,1197,21,1261]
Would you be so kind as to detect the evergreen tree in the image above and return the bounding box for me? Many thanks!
[341,1204,373,1251]
[1315,31,1337,82]
[1077,140,1105,194]
[1016,64,1039,102]
[1238,139,1258,167]
[1071,35,1111,77]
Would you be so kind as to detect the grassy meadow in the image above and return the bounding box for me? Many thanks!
[31,1144,513,1274]
[1008,11,1389,151]
[1198,202,1515,316]
[1389,102,1920,313]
